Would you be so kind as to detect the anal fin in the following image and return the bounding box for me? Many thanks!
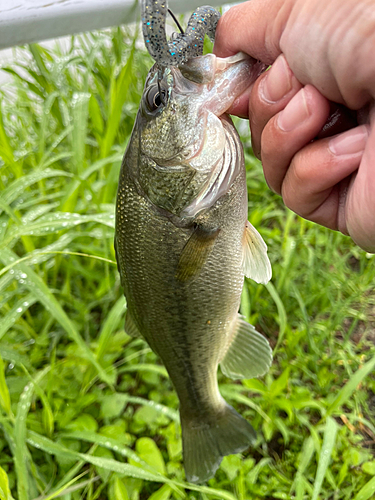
[220,315,272,380]
[242,221,272,284]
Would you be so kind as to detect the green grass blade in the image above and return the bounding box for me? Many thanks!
[71,93,90,176]
[0,169,72,210]
[327,355,375,416]
[15,384,33,500]
[173,482,237,500]
[96,296,126,362]
[311,417,338,500]
[14,369,49,500]
[119,364,168,378]
[122,396,180,423]
[101,41,136,159]
[40,478,100,500]
[60,430,154,470]
[0,347,33,371]
[291,436,315,499]
[0,465,14,500]
[28,44,52,84]
[353,476,375,500]
[0,248,112,385]
[265,282,287,353]
[221,386,272,422]
[0,234,74,282]
[0,294,37,342]
[0,101,18,175]
[61,92,90,211]
[1,212,115,248]
[22,367,54,437]
[81,152,123,180]
[33,472,90,500]
[78,453,165,483]
[51,459,87,493]
[26,432,165,483]
[0,354,12,416]
[147,484,172,500]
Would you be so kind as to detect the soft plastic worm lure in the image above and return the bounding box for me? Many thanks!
[142,0,221,66]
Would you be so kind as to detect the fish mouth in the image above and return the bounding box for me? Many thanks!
[147,54,264,166]
[168,53,264,168]
[172,52,265,117]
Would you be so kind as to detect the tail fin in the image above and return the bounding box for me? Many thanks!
[181,403,256,483]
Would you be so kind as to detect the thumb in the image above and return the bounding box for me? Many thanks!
[213,0,292,63]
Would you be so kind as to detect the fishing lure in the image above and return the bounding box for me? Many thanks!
[142,0,221,67]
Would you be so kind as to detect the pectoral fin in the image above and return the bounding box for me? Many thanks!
[242,221,272,285]
[220,315,272,380]
[176,225,220,282]
[124,311,143,339]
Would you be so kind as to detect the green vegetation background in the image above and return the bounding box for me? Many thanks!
[0,24,374,500]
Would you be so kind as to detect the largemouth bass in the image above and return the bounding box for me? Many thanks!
[115,52,272,483]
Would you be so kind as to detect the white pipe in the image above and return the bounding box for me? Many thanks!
[0,0,230,50]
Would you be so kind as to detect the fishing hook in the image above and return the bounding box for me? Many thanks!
[167,8,184,35]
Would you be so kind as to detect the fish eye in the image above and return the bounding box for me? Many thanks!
[146,85,168,112]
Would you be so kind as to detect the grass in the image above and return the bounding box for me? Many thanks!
[0,21,374,500]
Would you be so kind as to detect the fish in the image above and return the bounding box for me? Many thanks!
[115,50,272,483]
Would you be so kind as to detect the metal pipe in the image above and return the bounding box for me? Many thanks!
[0,0,229,50]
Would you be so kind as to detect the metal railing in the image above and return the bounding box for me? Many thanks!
[0,0,232,50]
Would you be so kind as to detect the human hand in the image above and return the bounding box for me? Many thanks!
[214,0,375,252]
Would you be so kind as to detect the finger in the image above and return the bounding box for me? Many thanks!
[213,0,290,63]
[249,54,303,158]
[261,85,331,193]
[346,120,375,252]
[227,86,254,118]
[281,125,369,232]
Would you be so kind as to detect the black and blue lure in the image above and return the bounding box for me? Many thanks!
[142,0,221,67]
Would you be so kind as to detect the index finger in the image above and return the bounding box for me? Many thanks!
[213,0,290,63]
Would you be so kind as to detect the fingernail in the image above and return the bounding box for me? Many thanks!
[278,88,311,132]
[329,125,369,156]
[262,55,292,103]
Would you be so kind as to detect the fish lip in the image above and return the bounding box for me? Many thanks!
[170,52,254,102]
[201,55,265,117]
[173,53,264,113]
